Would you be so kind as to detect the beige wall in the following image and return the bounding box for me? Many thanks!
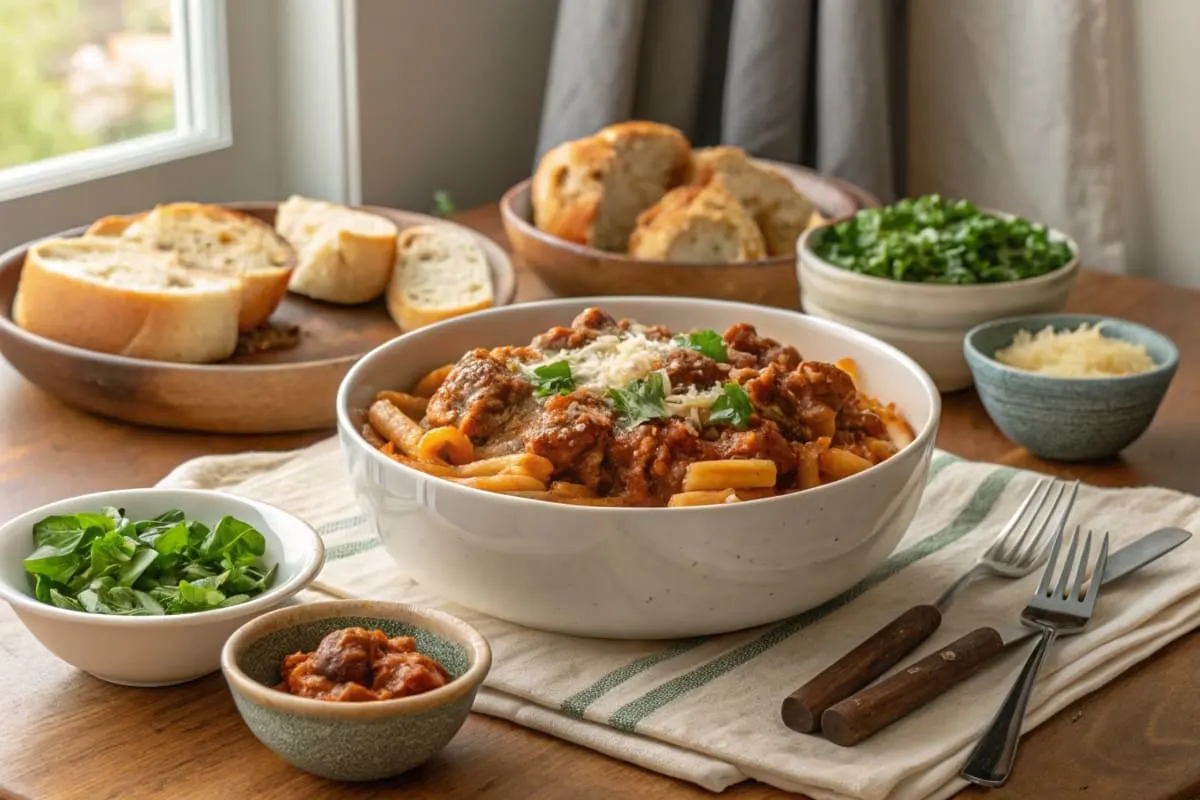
[352,0,559,213]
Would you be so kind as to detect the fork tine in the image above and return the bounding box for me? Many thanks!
[1083,532,1112,606]
[994,479,1051,560]
[1053,527,1081,599]
[1015,481,1079,569]
[1036,527,1066,596]
[1071,530,1093,601]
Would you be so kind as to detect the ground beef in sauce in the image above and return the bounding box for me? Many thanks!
[425,348,533,439]
[723,322,802,369]
[523,390,614,489]
[276,627,451,702]
[607,418,709,505]
[711,422,798,477]
[531,307,622,350]
[663,348,726,390]
[742,361,857,441]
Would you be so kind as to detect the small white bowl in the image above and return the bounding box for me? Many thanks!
[796,221,1079,392]
[0,488,325,687]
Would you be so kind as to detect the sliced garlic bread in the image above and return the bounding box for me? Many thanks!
[532,121,692,252]
[14,237,242,363]
[386,225,494,331]
[275,195,398,304]
[689,147,816,257]
[629,180,767,263]
[116,202,296,330]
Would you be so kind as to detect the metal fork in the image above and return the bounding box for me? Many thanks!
[782,477,1079,733]
[961,526,1112,787]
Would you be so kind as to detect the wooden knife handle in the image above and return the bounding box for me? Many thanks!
[820,626,1006,747]
[780,604,942,733]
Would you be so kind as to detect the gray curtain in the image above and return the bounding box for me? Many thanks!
[534,0,1125,273]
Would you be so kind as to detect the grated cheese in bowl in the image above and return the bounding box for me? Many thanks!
[994,322,1157,378]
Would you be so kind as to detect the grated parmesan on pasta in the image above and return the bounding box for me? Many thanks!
[993,323,1157,378]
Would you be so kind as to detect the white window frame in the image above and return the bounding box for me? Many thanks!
[0,0,232,204]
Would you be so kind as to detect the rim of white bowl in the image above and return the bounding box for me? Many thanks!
[221,599,492,720]
[964,312,1182,385]
[336,295,942,513]
[0,488,326,627]
[797,216,1081,295]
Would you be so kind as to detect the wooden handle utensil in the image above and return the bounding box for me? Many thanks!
[780,604,942,733]
[819,626,1006,747]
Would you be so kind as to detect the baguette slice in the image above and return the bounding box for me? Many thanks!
[275,195,398,304]
[386,225,494,331]
[532,121,692,251]
[688,147,816,257]
[116,202,296,330]
[629,180,767,263]
[14,237,242,363]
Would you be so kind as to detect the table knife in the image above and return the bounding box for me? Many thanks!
[805,527,1192,746]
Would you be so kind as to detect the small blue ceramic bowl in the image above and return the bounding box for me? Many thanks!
[964,313,1179,462]
[221,599,491,782]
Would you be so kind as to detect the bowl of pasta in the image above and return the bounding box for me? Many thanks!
[336,298,940,638]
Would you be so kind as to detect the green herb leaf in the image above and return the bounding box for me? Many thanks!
[673,330,727,362]
[812,194,1073,285]
[607,372,670,427]
[22,508,277,617]
[432,190,457,218]
[706,382,754,429]
[528,360,576,397]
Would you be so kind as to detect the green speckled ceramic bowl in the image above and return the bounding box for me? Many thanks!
[964,313,1179,462]
[220,599,491,782]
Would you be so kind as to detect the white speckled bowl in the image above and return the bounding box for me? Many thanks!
[336,297,941,639]
[0,489,325,687]
[222,600,491,782]
[797,218,1079,393]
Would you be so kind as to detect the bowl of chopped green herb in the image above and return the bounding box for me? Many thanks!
[797,194,1079,391]
[0,488,325,687]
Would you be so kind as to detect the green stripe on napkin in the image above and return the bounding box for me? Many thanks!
[606,465,1018,732]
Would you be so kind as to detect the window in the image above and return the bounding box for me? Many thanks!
[0,0,230,202]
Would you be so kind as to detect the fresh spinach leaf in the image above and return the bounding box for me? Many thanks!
[528,360,576,397]
[22,508,278,617]
[607,372,670,427]
[673,330,727,362]
[706,382,754,430]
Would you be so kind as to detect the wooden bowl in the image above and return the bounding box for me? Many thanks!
[0,202,516,435]
[500,159,876,309]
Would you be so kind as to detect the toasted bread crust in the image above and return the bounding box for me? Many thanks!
[386,226,494,331]
[630,181,767,263]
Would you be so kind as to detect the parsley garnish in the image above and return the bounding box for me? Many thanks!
[673,330,727,362]
[606,372,670,426]
[812,194,1074,284]
[431,190,457,218]
[529,360,575,397]
[706,382,753,429]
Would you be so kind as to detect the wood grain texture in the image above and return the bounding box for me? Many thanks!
[821,627,1007,747]
[781,604,942,733]
[1,204,1199,800]
[0,203,516,435]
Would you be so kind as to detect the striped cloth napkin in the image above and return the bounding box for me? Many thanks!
[158,437,1200,800]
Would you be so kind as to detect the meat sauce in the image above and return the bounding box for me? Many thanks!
[413,307,905,507]
[276,627,451,702]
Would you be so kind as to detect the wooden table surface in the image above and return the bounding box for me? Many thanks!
[1,205,1198,800]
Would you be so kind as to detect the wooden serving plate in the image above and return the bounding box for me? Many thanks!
[0,202,516,434]
[500,159,879,310]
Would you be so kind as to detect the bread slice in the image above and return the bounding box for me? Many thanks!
[629,180,767,263]
[84,214,141,237]
[113,202,296,330]
[386,225,494,331]
[531,121,692,251]
[688,147,816,257]
[275,195,398,304]
[14,237,242,363]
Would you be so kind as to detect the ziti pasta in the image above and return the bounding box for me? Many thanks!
[361,307,914,508]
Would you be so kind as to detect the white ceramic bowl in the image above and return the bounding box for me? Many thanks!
[796,222,1079,392]
[336,297,941,639]
[0,488,325,686]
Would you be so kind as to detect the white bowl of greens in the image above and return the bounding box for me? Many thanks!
[797,194,1079,392]
[0,488,324,687]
